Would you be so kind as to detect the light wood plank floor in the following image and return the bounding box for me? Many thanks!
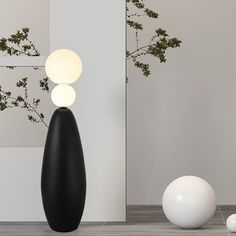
[0,205,235,236]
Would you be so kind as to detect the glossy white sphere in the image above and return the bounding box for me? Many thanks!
[226,214,236,232]
[45,49,82,84]
[162,176,216,229]
[51,84,76,107]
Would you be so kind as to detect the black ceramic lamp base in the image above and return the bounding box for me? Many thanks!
[41,107,86,232]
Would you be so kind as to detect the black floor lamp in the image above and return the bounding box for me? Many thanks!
[41,49,86,232]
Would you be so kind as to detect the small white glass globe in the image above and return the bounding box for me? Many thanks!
[51,84,76,107]
[227,214,236,232]
[162,176,216,229]
[45,49,82,84]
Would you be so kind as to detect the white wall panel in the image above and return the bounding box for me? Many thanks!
[128,0,236,205]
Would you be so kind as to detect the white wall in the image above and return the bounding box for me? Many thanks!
[50,0,126,221]
[0,0,125,221]
[127,0,236,205]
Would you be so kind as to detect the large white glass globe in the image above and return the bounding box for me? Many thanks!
[45,49,82,84]
[162,176,216,229]
[51,84,76,107]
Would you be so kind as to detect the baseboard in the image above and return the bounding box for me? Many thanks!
[126,205,236,222]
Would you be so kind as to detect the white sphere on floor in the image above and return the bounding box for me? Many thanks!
[226,214,236,232]
[162,176,216,229]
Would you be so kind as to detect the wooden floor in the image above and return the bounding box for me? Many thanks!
[0,205,235,236]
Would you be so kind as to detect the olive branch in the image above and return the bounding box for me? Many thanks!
[0,28,50,127]
[127,0,182,81]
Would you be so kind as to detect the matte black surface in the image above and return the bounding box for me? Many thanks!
[41,108,86,232]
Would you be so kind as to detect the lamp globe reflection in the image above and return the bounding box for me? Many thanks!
[51,84,76,107]
[45,49,82,84]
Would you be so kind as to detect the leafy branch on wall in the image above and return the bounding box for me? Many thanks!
[0,28,50,127]
[126,0,182,80]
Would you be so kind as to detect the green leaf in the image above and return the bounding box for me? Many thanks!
[134,60,151,77]
[127,20,143,30]
[144,8,158,18]
[129,0,145,9]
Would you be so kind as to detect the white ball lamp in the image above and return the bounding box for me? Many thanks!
[51,84,76,107]
[227,214,236,232]
[45,48,82,107]
[45,48,82,84]
[162,176,216,229]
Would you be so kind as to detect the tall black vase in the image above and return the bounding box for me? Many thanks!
[41,107,86,232]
